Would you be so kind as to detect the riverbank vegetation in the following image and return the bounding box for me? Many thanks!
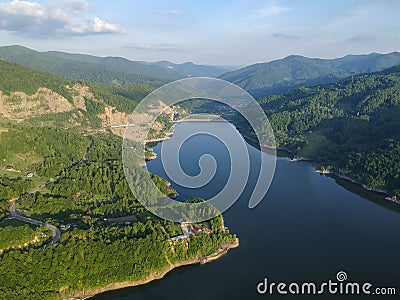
[0,227,236,299]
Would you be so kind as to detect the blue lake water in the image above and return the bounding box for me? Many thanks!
[94,121,400,299]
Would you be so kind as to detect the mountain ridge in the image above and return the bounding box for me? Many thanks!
[0,45,234,84]
[138,60,235,77]
[220,51,400,97]
[0,45,177,84]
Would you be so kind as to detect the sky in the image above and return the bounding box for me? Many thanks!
[0,0,399,65]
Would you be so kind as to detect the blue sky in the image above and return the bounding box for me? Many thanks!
[0,0,399,65]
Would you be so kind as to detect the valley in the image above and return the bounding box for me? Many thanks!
[0,47,399,299]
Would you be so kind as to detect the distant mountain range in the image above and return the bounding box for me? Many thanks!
[138,60,237,78]
[2,45,400,100]
[0,45,233,84]
[220,52,400,97]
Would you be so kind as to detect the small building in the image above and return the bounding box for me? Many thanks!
[27,172,34,178]
[170,235,187,241]
[61,224,71,231]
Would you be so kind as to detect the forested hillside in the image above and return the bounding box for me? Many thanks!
[0,60,74,101]
[247,65,400,197]
[0,131,236,299]
[0,45,175,84]
[0,59,154,121]
[220,52,400,97]
[0,57,236,300]
[0,60,151,218]
[0,45,233,84]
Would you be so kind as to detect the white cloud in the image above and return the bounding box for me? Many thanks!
[0,0,124,37]
[86,17,124,34]
[257,2,289,16]
[0,0,45,18]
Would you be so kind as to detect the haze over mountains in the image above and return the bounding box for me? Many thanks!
[138,60,237,78]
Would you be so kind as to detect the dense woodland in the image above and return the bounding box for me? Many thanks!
[0,130,235,299]
[0,219,51,251]
[0,126,90,218]
[242,66,400,196]
[88,82,154,114]
[0,226,234,299]
[0,60,73,101]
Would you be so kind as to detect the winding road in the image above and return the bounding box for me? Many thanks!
[9,177,61,244]
[8,137,94,246]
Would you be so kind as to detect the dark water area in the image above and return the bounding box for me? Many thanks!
[94,122,400,299]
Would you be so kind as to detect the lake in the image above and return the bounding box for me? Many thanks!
[93,121,400,299]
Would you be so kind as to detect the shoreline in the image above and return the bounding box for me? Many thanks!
[233,125,398,204]
[68,119,397,299]
[64,120,239,300]
[145,133,173,144]
[147,120,399,205]
[65,238,239,300]
[315,169,399,204]
[238,131,294,157]
[237,129,399,204]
